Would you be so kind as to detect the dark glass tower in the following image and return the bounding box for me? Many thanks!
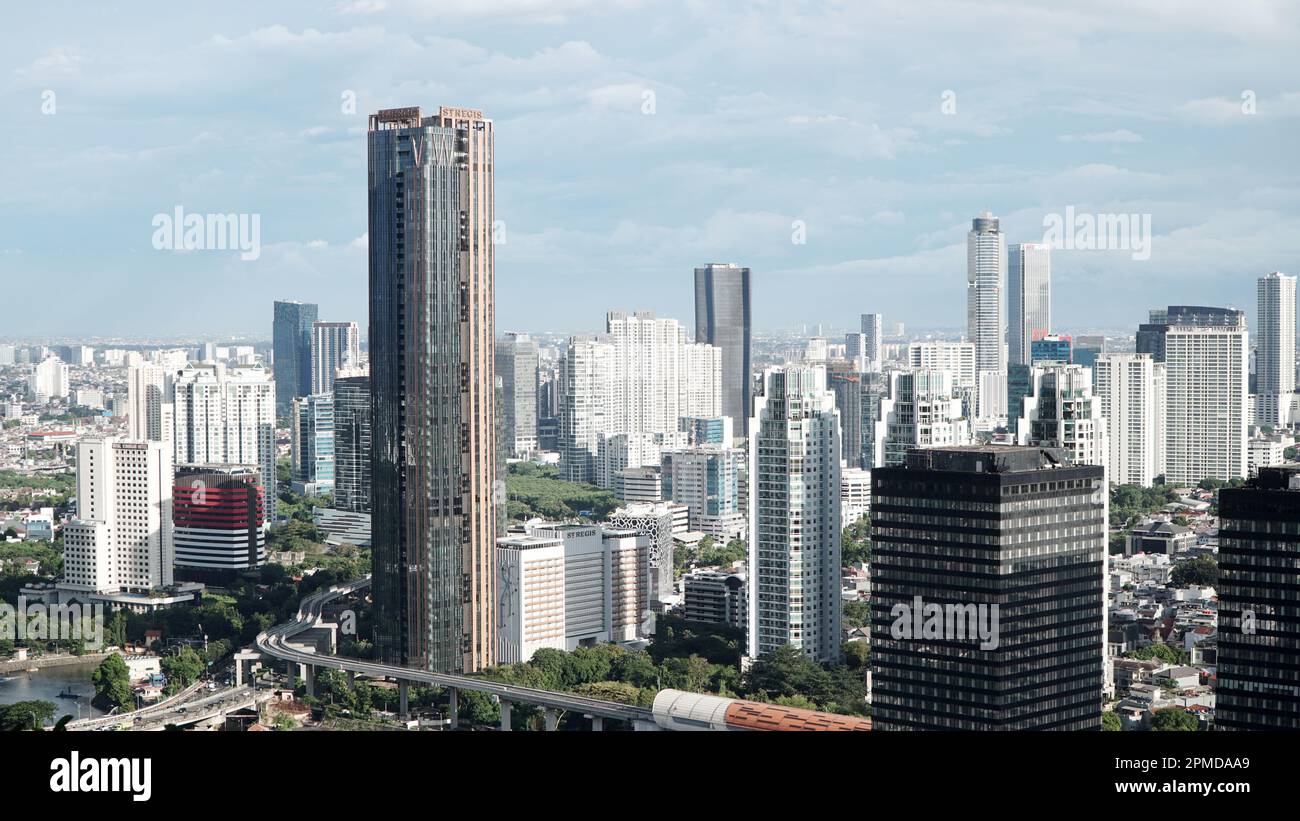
[368,105,497,674]
[870,446,1106,730]
[332,373,371,514]
[694,263,752,436]
[272,300,318,417]
[1216,464,1300,730]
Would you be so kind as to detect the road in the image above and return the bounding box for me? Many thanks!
[257,576,656,726]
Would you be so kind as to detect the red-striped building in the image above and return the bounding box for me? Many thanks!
[173,465,265,583]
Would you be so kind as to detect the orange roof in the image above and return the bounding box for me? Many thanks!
[725,700,871,731]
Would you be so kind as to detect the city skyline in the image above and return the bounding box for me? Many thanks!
[2,2,1298,338]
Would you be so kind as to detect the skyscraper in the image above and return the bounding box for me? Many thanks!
[127,363,176,444]
[1161,307,1248,484]
[29,355,69,401]
[291,393,335,495]
[694,263,752,436]
[495,332,539,458]
[966,212,1006,376]
[1012,363,1109,480]
[661,445,746,541]
[748,366,842,663]
[332,370,371,514]
[826,359,862,467]
[368,105,496,674]
[61,438,174,594]
[310,320,360,396]
[1094,353,1165,486]
[1007,242,1051,366]
[1216,464,1300,730]
[172,363,278,522]
[870,446,1106,730]
[272,300,318,416]
[860,312,884,372]
[1255,272,1296,426]
[873,369,973,467]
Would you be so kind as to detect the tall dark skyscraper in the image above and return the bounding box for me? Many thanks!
[871,446,1106,730]
[694,263,752,436]
[1216,464,1300,730]
[332,371,371,514]
[272,300,318,416]
[368,105,497,674]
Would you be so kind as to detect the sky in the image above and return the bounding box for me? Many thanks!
[1,0,1297,340]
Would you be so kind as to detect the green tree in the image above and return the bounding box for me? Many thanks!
[1150,707,1199,731]
[842,641,869,670]
[1102,711,1122,731]
[0,700,57,730]
[160,646,205,692]
[91,654,133,709]
[1171,556,1217,588]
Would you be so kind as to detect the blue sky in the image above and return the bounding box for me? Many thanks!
[1,0,1297,339]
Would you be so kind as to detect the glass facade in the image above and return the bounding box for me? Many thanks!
[694,263,752,436]
[272,300,317,416]
[368,106,497,674]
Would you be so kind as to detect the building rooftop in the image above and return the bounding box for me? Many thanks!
[899,445,1078,475]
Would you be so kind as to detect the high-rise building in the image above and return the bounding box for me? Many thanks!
[873,369,972,467]
[694,263,752,436]
[967,212,1007,376]
[860,313,884,372]
[559,313,720,486]
[907,341,976,390]
[172,363,278,521]
[748,366,842,663]
[1007,243,1051,366]
[1255,272,1296,426]
[1013,363,1109,479]
[826,360,862,467]
[661,446,746,541]
[1030,334,1072,365]
[1216,465,1300,730]
[870,446,1106,730]
[309,320,360,396]
[127,364,176,444]
[332,370,371,514]
[495,332,539,458]
[272,300,318,416]
[1094,353,1165,486]
[61,438,174,594]
[291,394,334,495]
[172,465,266,582]
[1162,308,1248,484]
[495,523,649,664]
[608,501,687,605]
[368,105,497,674]
[28,355,69,401]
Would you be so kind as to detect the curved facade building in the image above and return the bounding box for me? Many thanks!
[173,465,265,582]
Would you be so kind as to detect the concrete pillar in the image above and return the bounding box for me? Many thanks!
[590,715,604,732]
[345,670,355,691]
[499,700,512,732]
[398,681,409,720]
[632,719,660,732]
[304,665,316,698]
[234,660,243,688]
[286,660,296,686]
[543,708,560,732]
[448,688,459,729]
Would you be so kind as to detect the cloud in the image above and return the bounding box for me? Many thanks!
[1058,129,1144,143]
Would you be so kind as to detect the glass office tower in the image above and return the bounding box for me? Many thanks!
[695,263,752,436]
[368,105,497,674]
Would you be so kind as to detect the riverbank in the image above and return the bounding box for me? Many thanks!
[0,652,111,675]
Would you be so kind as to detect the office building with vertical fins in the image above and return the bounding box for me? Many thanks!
[310,320,360,396]
[1007,243,1051,367]
[368,105,496,674]
[694,263,752,436]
